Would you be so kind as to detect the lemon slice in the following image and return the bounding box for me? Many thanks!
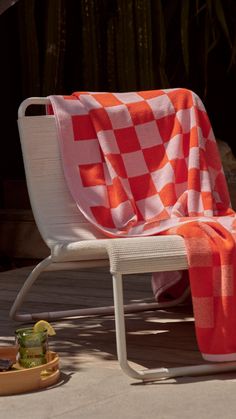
[33,320,56,336]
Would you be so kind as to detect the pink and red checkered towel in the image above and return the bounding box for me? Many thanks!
[49,88,236,361]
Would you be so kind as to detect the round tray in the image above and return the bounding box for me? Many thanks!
[0,346,60,396]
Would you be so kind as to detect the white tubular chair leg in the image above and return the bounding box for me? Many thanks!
[9,257,115,321]
[112,272,236,382]
[10,257,53,321]
[10,254,190,323]
[112,273,141,379]
[9,257,123,321]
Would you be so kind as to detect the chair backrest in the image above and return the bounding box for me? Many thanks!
[18,98,106,249]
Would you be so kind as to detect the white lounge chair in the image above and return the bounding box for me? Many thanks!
[10,97,236,381]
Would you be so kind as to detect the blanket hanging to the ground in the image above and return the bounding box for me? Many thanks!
[49,88,236,361]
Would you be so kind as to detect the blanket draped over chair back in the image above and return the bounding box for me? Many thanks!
[49,88,236,361]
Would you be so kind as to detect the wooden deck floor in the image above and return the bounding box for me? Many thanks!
[0,265,204,374]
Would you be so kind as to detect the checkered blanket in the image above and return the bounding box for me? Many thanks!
[49,89,236,361]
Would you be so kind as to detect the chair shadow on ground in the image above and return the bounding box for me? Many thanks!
[45,310,236,385]
[52,310,200,369]
[1,267,236,385]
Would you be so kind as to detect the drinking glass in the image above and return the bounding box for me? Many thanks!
[15,327,48,368]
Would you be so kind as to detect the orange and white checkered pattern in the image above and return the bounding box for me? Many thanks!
[49,89,236,360]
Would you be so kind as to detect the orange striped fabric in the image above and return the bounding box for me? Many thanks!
[49,89,236,360]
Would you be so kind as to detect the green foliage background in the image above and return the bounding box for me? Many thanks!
[1,0,236,184]
[14,0,236,95]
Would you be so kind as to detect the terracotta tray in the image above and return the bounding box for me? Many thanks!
[0,346,60,396]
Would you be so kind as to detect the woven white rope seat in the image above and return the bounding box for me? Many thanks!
[10,97,236,382]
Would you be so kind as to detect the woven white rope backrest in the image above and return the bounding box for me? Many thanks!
[17,99,106,249]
